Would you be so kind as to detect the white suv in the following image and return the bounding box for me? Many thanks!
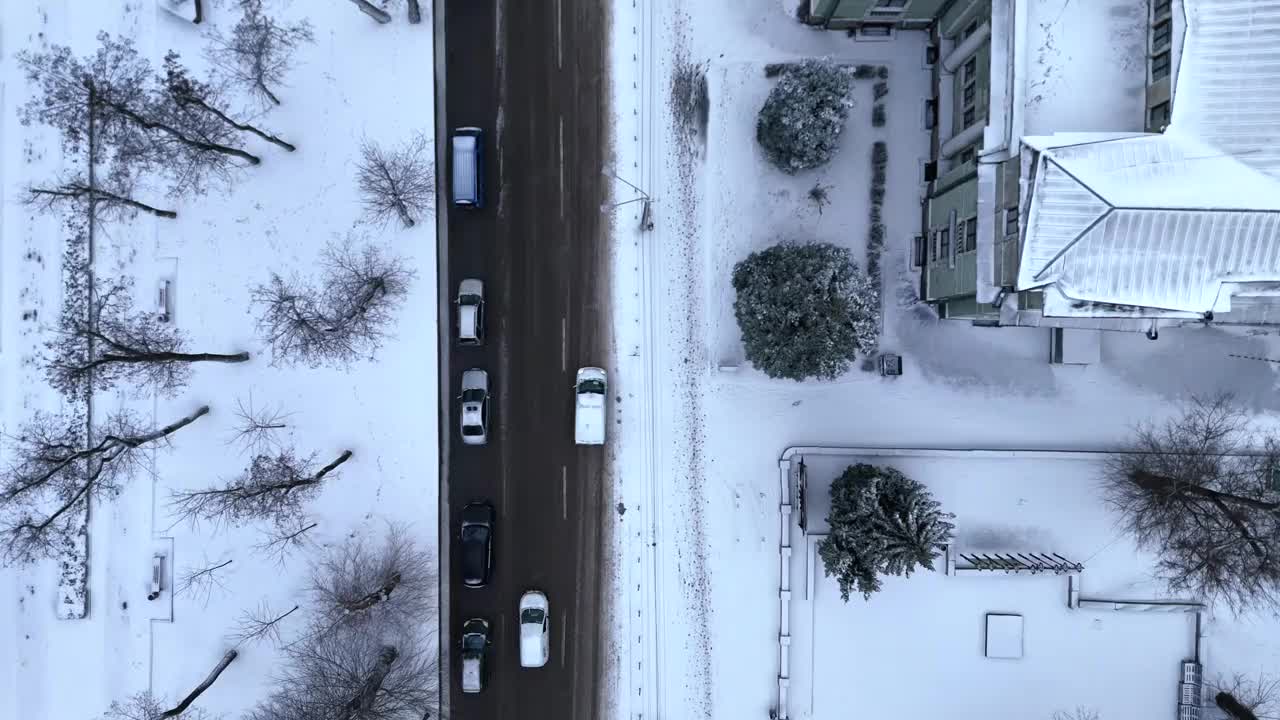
[518,590,549,668]
[459,369,489,445]
[457,279,485,346]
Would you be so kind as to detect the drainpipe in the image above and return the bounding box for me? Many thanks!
[941,122,985,159]
[941,21,991,72]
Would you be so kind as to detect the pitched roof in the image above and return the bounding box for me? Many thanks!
[1017,0,1280,315]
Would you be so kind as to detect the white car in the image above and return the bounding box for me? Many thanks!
[518,590,549,668]
[459,369,489,445]
[456,279,485,345]
[574,367,607,445]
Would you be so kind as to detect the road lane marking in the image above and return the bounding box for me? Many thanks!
[554,0,563,69]
[561,316,568,371]
[558,116,565,220]
[562,465,568,519]
[560,610,567,668]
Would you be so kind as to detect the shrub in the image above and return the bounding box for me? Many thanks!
[873,81,888,100]
[732,242,877,381]
[756,59,854,174]
[871,104,886,127]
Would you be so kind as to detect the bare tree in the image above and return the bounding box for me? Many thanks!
[308,523,435,634]
[103,691,213,720]
[18,35,263,201]
[350,0,393,24]
[1103,393,1280,613]
[44,278,249,400]
[26,167,176,220]
[175,556,234,607]
[355,133,434,228]
[1052,709,1101,720]
[0,406,210,563]
[248,626,437,720]
[1210,672,1280,720]
[252,240,414,368]
[232,599,301,647]
[254,516,318,566]
[169,448,352,528]
[226,393,292,456]
[205,0,314,107]
[161,52,296,152]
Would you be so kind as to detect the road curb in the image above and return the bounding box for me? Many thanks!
[433,0,452,714]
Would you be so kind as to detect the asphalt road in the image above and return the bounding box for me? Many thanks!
[440,0,609,717]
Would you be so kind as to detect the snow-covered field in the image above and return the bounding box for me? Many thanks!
[0,2,437,718]
[605,0,1280,718]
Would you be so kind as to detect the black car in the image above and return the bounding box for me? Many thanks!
[460,502,494,588]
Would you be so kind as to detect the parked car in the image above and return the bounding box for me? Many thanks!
[451,127,485,208]
[518,590,550,668]
[574,367,607,445]
[460,617,490,693]
[460,369,490,445]
[456,279,485,346]
[459,502,494,588]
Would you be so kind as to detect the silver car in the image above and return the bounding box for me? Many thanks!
[459,369,490,445]
[457,279,485,346]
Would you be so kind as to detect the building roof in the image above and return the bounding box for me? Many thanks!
[1017,0,1280,317]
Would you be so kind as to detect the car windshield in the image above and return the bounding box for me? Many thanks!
[461,389,486,402]
[520,608,545,625]
[462,525,489,542]
[462,633,486,651]
[459,294,481,305]
[462,425,484,436]
[579,379,605,394]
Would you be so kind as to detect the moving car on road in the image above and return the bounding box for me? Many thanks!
[460,617,490,693]
[459,502,494,588]
[456,279,485,346]
[459,369,490,445]
[451,127,485,208]
[574,367,607,445]
[518,590,550,668]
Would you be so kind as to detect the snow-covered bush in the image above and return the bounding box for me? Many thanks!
[731,241,877,381]
[818,464,955,601]
[756,59,854,174]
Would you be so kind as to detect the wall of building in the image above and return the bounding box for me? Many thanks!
[1144,0,1181,132]
[809,0,953,28]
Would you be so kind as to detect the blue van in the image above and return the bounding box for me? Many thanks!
[451,127,485,208]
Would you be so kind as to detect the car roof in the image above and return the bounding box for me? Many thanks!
[458,278,484,296]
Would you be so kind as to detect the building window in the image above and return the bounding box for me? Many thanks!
[963,217,977,252]
[961,57,978,129]
[963,20,980,39]
[939,228,951,260]
[1153,0,1172,18]
[1148,101,1171,131]
[959,146,975,165]
[924,98,937,129]
[858,23,894,37]
[1004,206,1019,238]
[1152,19,1172,50]
[869,0,907,16]
[912,235,925,268]
[1152,51,1171,81]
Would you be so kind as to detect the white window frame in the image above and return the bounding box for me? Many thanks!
[867,0,910,16]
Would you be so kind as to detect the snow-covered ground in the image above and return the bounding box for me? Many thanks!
[0,2,437,718]
[605,0,1280,718]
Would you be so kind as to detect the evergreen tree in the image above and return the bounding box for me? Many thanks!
[732,241,878,381]
[818,464,954,601]
[756,59,854,174]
